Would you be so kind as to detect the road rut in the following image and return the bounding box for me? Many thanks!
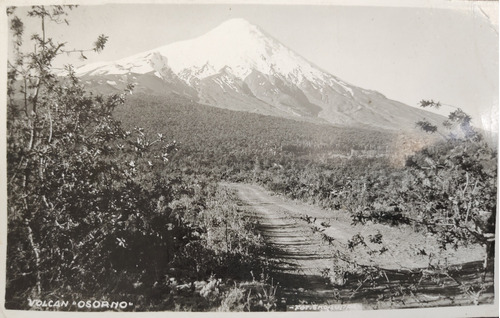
[228,182,353,303]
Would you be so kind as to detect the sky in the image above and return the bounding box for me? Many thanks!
[6,1,499,133]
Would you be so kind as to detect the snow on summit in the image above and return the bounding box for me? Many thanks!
[76,18,328,85]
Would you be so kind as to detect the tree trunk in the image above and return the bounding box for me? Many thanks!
[26,222,42,296]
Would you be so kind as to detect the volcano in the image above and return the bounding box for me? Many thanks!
[75,18,444,131]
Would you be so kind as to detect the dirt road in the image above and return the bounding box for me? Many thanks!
[228,182,347,304]
[226,182,490,307]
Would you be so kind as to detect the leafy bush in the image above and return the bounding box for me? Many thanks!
[6,6,184,307]
[354,103,496,269]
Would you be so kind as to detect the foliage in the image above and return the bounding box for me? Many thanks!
[171,186,267,283]
[6,5,182,306]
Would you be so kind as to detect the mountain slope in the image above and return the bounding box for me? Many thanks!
[76,18,445,131]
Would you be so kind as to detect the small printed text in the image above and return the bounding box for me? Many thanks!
[28,299,134,310]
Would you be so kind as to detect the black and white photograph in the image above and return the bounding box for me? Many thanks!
[1,0,498,316]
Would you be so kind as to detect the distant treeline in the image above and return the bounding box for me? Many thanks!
[116,94,401,173]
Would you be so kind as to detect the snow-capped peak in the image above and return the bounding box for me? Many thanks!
[76,18,330,85]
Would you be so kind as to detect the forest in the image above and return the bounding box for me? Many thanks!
[5,5,497,312]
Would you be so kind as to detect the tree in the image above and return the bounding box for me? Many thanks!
[6,6,178,307]
[410,101,496,268]
[355,100,496,271]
